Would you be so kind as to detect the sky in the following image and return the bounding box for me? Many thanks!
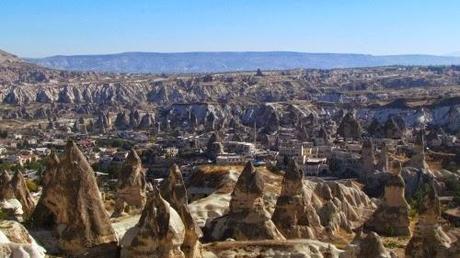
[1,0,460,58]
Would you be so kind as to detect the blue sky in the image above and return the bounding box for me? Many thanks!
[1,0,459,57]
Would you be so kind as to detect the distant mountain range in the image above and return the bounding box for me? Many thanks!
[447,51,460,57]
[27,51,460,74]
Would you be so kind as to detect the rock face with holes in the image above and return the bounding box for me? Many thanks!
[365,169,410,236]
[112,149,147,217]
[120,187,185,258]
[31,141,118,257]
[272,159,323,239]
[204,162,285,241]
[405,180,459,258]
[161,164,202,258]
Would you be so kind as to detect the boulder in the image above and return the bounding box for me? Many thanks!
[0,220,46,258]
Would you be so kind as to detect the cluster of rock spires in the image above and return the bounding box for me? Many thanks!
[17,142,202,257]
[368,115,406,139]
[121,163,202,257]
[0,170,35,219]
[120,186,186,258]
[0,138,457,257]
[204,162,285,241]
[114,110,156,130]
[204,159,377,247]
[160,165,202,258]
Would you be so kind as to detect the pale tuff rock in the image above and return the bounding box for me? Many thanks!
[203,239,343,258]
[112,149,147,217]
[313,180,376,238]
[0,198,23,221]
[0,170,15,200]
[0,170,35,219]
[272,159,323,239]
[365,169,410,236]
[377,142,389,172]
[204,162,285,241]
[31,141,118,256]
[0,220,46,258]
[341,231,395,258]
[337,112,362,139]
[406,129,429,170]
[120,187,185,258]
[361,138,376,173]
[11,171,35,217]
[405,180,459,258]
[205,111,216,131]
[161,164,203,258]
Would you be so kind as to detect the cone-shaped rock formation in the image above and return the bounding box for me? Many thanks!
[112,149,147,217]
[31,141,118,256]
[204,162,285,241]
[161,164,203,258]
